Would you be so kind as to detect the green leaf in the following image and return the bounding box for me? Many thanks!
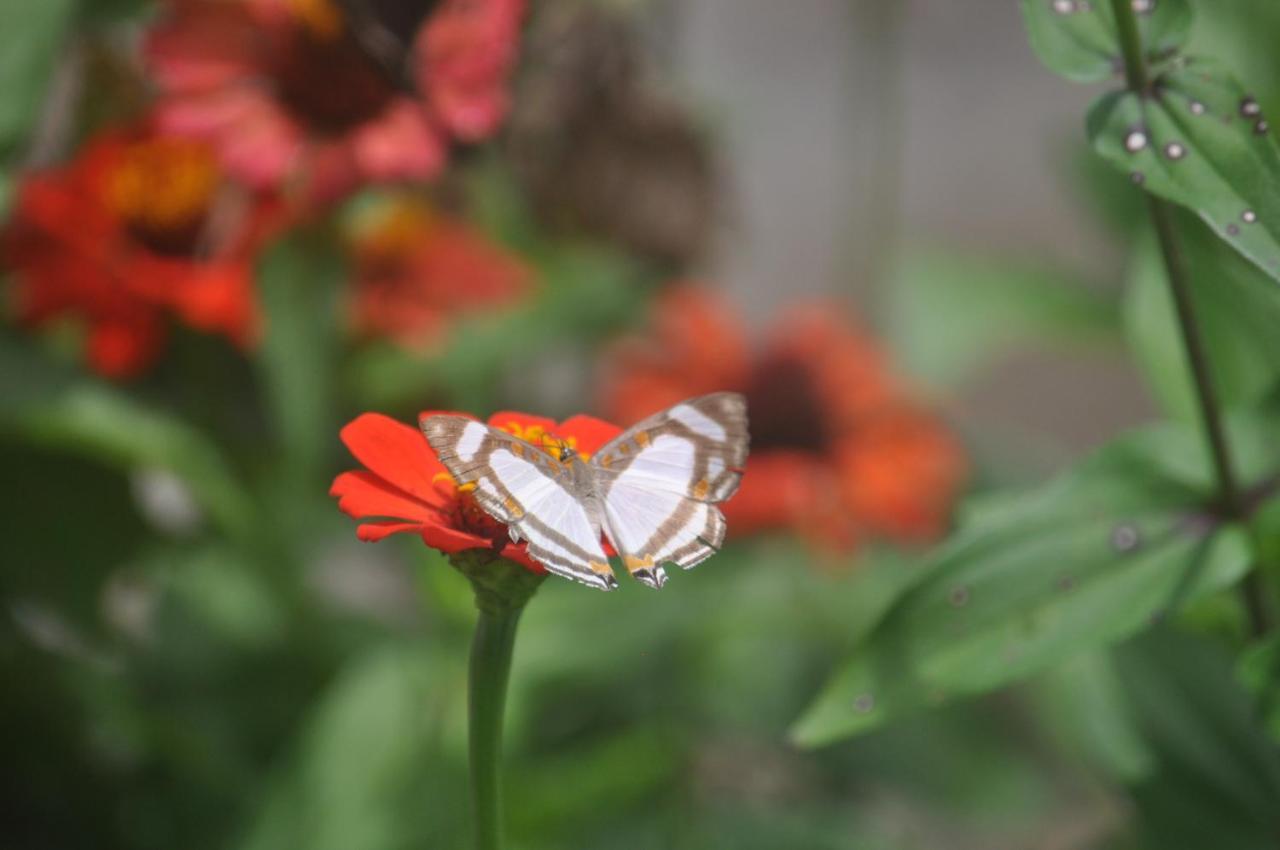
[1032,651,1155,782]
[1119,629,1280,847]
[1020,0,1190,83]
[0,0,76,158]
[1125,207,1280,420]
[1088,60,1280,286]
[791,422,1254,747]
[886,248,1120,390]
[256,232,343,485]
[1237,632,1280,743]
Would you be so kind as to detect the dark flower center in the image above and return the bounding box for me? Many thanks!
[272,21,399,136]
[102,138,217,258]
[744,354,830,453]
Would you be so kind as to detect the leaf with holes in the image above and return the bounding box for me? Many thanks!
[790,420,1266,747]
[1020,0,1191,83]
[1088,59,1280,285]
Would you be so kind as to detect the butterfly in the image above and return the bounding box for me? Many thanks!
[421,393,749,590]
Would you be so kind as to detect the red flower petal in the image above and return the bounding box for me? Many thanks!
[329,470,438,523]
[486,411,560,436]
[338,413,447,506]
[358,520,428,542]
[557,414,623,455]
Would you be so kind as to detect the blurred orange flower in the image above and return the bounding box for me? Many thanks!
[343,195,531,349]
[3,127,271,378]
[331,408,621,572]
[599,286,967,555]
[145,0,524,201]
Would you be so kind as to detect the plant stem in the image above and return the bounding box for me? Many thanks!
[1109,0,1270,637]
[469,604,523,850]
[1145,199,1243,516]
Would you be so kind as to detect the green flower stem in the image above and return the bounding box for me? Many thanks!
[469,604,521,850]
[451,552,544,850]
[1110,0,1271,637]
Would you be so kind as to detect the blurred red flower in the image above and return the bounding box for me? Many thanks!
[331,409,621,572]
[3,128,270,378]
[599,287,967,555]
[145,0,524,201]
[343,195,531,349]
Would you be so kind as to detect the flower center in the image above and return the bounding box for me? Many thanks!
[353,197,437,259]
[288,0,343,39]
[744,354,830,453]
[101,137,218,257]
[271,0,399,136]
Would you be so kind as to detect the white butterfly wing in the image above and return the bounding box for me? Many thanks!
[421,416,617,590]
[591,393,748,588]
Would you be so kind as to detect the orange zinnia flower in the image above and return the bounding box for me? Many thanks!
[343,195,531,349]
[331,409,621,572]
[599,286,966,555]
[3,127,272,378]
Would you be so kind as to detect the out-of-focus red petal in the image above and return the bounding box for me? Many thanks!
[418,0,524,140]
[836,410,966,542]
[350,99,445,182]
[85,315,167,379]
[338,413,446,505]
[132,256,258,345]
[143,0,262,91]
[598,285,750,425]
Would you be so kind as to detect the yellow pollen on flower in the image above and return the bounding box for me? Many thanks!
[103,138,217,234]
[289,0,344,39]
[353,197,436,257]
[431,471,476,494]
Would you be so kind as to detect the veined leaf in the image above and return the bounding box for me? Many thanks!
[791,421,1265,747]
[1020,0,1190,83]
[1089,60,1280,286]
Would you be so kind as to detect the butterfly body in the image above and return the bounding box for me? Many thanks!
[422,393,748,591]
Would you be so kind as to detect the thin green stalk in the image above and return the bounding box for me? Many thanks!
[469,605,522,850]
[452,552,543,850]
[1109,0,1271,637]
